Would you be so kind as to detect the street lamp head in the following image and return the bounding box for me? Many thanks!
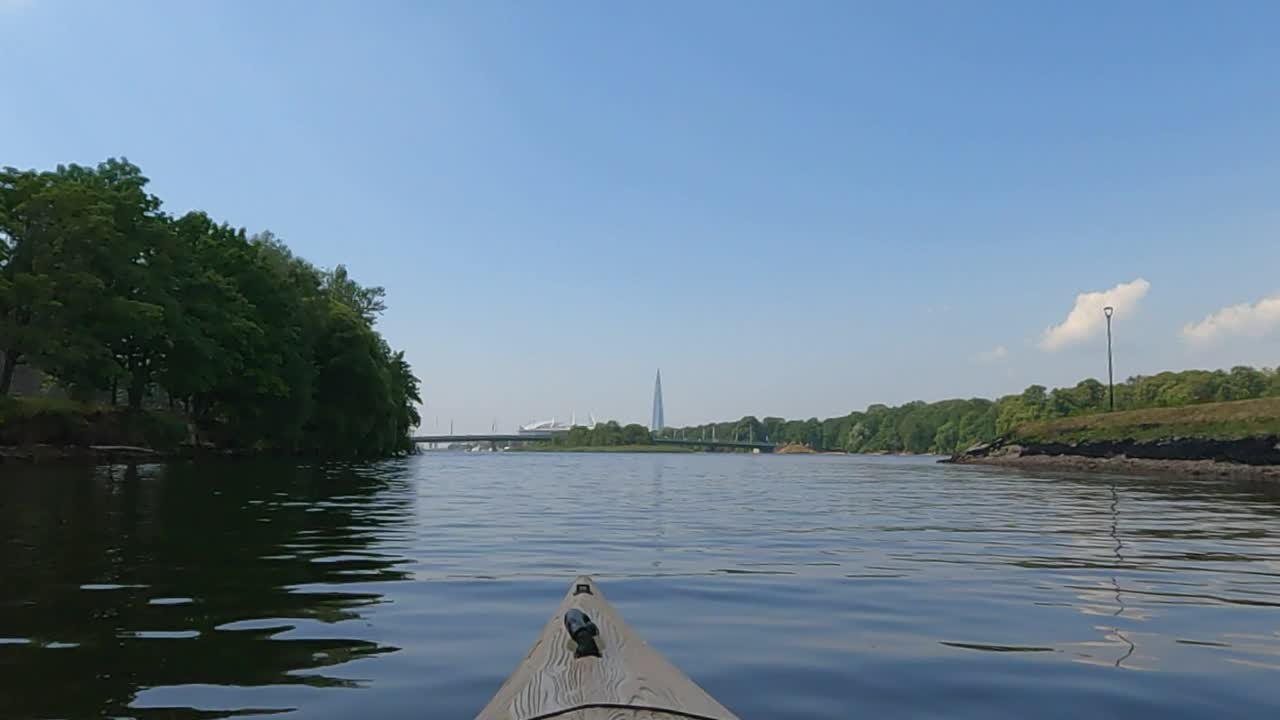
[1103,306,1114,318]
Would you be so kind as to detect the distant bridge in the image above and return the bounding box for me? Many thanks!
[411,433,774,452]
[412,433,550,444]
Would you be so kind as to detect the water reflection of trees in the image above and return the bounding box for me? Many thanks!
[0,460,415,719]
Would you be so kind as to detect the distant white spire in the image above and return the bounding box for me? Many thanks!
[651,369,665,432]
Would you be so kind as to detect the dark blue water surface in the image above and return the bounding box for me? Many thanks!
[3,453,1280,718]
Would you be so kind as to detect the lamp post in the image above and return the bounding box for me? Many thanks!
[1103,306,1115,411]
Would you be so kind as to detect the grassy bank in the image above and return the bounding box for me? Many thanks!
[1010,397,1280,444]
[0,397,188,450]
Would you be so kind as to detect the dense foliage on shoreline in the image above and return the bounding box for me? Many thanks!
[670,366,1280,455]
[0,159,419,457]
[549,421,654,448]
[0,396,188,450]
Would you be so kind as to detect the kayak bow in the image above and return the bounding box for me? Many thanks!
[476,576,739,720]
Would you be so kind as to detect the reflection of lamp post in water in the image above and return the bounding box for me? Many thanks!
[1109,482,1135,668]
[1103,306,1115,411]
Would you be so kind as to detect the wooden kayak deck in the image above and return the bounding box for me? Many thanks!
[475,576,738,720]
[549,710,726,720]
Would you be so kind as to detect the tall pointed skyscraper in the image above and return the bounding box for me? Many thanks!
[651,369,665,433]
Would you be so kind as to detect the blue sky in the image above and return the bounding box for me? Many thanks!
[3,1,1278,431]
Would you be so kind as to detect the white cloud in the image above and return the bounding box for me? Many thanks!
[1181,293,1280,347]
[975,345,1009,363]
[1040,278,1150,352]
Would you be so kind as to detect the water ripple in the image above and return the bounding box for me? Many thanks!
[2,455,1280,719]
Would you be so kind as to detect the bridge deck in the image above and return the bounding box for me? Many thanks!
[412,433,550,443]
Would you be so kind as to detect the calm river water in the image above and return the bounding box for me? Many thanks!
[3,454,1280,718]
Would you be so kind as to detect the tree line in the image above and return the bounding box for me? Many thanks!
[551,421,654,447]
[669,366,1280,455]
[0,158,420,457]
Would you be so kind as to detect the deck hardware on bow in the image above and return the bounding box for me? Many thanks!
[564,608,601,658]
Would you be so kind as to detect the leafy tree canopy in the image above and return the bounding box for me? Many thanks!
[671,367,1280,455]
[0,159,420,458]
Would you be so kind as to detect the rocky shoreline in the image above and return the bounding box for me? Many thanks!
[943,436,1280,480]
[1,444,165,464]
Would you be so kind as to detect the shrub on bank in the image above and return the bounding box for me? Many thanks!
[0,397,187,450]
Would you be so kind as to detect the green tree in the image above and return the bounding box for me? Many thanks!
[0,166,118,395]
[160,213,260,421]
[323,264,387,325]
[669,367,1277,457]
[3,157,421,458]
[621,423,651,445]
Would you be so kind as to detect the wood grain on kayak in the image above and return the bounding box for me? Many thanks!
[474,576,738,720]
[555,709,721,720]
